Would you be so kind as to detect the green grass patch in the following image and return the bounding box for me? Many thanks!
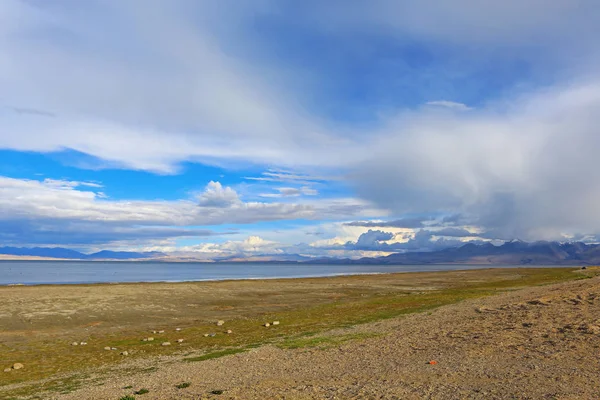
[175,382,191,389]
[134,388,149,395]
[184,348,247,362]
[119,396,136,400]
[278,332,381,349]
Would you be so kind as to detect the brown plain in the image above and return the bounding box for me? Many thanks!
[1,267,599,399]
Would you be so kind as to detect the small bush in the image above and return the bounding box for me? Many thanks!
[176,382,191,389]
[134,388,149,395]
[211,390,224,395]
[119,396,135,400]
[122,385,133,389]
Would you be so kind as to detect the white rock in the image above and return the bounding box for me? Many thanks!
[203,334,209,337]
[162,342,171,346]
[272,321,280,325]
[226,330,233,334]
[175,328,181,331]
[264,323,271,327]
[177,339,184,343]
[104,347,111,351]
[80,342,87,345]
[12,363,24,370]
[71,342,78,346]
[217,320,225,326]
[158,330,165,334]
[3,368,11,372]
[147,337,154,341]
[121,351,129,356]
[111,347,117,350]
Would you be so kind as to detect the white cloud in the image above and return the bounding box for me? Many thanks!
[0,176,382,247]
[0,0,364,173]
[352,79,600,241]
[1,0,600,248]
[199,181,241,207]
[425,101,472,111]
[259,186,319,198]
[178,236,281,256]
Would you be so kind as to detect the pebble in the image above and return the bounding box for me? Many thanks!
[162,342,171,346]
[217,320,225,326]
[203,334,210,337]
[147,337,154,341]
[176,328,182,331]
[80,342,87,345]
[104,347,111,351]
[226,330,233,334]
[71,342,79,346]
[158,330,165,334]
[12,363,24,370]
[121,351,129,356]
[264,323,271,327]
[111,347,117,350]
[272,321,280,325]
[3,368,11,372]
[177,339,184,343]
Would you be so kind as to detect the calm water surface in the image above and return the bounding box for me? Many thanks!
[0,261,571,286]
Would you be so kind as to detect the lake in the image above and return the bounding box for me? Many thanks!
[0,261,571,286]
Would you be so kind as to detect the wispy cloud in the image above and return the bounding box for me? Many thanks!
[425,101,472,111]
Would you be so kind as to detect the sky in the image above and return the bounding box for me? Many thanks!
[1,0,600,259]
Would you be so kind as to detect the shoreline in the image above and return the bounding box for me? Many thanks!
[0,263,583,287]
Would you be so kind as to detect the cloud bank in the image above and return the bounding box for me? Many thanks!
[1,0,600,251]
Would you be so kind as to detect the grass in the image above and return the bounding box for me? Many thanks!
[1,267,596,399]
[278,332,381,349]
[184,348,248,362]
[119,396,135,400]
[175,382,191,389]
[133,388,149,395]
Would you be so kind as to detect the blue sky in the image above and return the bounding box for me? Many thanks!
[1,0,600,259]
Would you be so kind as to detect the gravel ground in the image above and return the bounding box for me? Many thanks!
[29,276,600,399]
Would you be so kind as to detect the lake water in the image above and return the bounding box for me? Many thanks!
[0,261,572,286]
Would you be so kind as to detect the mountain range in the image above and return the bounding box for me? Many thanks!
[1,241,600,264]
[0,247,164,260]
[309,241,600,265]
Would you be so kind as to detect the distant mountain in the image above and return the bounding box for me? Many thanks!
[211,253,313,263]
[307,241,600,265]
[0,247,165,260]
[0,246,87,259]
[1,241,599,264]
[86,250,165,260]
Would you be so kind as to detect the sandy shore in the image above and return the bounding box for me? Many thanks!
[1,267,597,399]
